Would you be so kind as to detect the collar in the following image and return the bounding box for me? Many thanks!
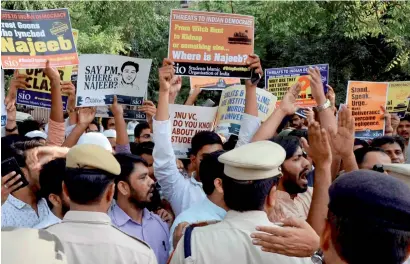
[63,211,111,225]
[224,210,272,226]
[203,197,227,218]
[7,195,27,209]
[190,175,203,187]
[112,204,153,227]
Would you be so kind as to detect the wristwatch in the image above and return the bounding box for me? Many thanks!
[311,249,324,264]
[314,99,332,112]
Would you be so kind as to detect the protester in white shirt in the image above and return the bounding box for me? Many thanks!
[152,59,223,216]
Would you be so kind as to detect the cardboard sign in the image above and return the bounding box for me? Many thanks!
[265,64,329,108]
[1,9,79,69]
[1,70,6,127]
[169,104,218,158]
[168,9,254,78]
[386,81,410,118]
[346,81,388,139]
[215,85,276,136]
[76,54,152,107]
[190,77,241,91]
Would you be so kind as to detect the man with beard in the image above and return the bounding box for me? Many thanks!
[269,136,313,221]
[109,153,170,264]
[35,158,70,228]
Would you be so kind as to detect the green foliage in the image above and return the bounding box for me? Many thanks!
[2,0,409,105]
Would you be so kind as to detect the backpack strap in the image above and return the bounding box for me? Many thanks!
[183,225,195,259]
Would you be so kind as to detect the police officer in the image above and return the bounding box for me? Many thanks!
[170,141,312,264]
[2,227,67,263]
[46,144,157,264]
[321,170,410,264]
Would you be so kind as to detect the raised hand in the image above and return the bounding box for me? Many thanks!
[326,84,337,113]
[78,107,97,126]
[44,60,61,84]
[159,59,175,92]
[5,70,30,111]
[308,67,326,105]
[391,113,400,134]
[169,76,182,104]
[303,107,315,126]
[380,105,393,134]
[278,82,302,115]
[245,54,263,88]
[138,100,156,120]
[110,95,123,117]
[61,81,76,111]
[301,121,332,169]
[328,105,355,158]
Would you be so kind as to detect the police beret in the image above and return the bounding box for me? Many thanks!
[218,140,285,180]
[328,170,410,231]
[66,144,120,175]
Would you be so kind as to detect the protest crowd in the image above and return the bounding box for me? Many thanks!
[1,6,410,264]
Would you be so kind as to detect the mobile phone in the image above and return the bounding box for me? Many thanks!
[202,99,215,107]
[250,68,261,85]
[1,157,29,192]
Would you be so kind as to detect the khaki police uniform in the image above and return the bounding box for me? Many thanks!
[2,227,68,264]
[46,144,157,264]
[382,163,410,188]
[170,141,312,264]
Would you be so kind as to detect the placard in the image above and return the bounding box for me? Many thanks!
[265,64,329,108]
[386,81,410,118]
[168,9,254,78]
[346,81,388,139]
[1,70,6,127]
[76,54,152,107]
[15,29,79,110]
[169,104,218,158]
[215,85,276,136]
[190,77,241,91]
[95,105,147,121]
[17,67,72,110]
[1,9,79,69]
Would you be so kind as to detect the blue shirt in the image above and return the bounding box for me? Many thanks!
[109,203,170,264]
[169,197,227,252]
[33,211,61,229]
[1,195,52,228]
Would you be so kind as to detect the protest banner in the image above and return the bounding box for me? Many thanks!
[215,85,276,136]
[386,81,410,118]
[1,9,79,69]
[17,67,72,110]
[76,54,152,107]
[95,106,147,121]
[265,64,329,108]
[169,104,218,158]
[346,81,388,139]
[1,70,6,127]
[15,28,79,110]
[168,9,254,78]
[190,77,241,91]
